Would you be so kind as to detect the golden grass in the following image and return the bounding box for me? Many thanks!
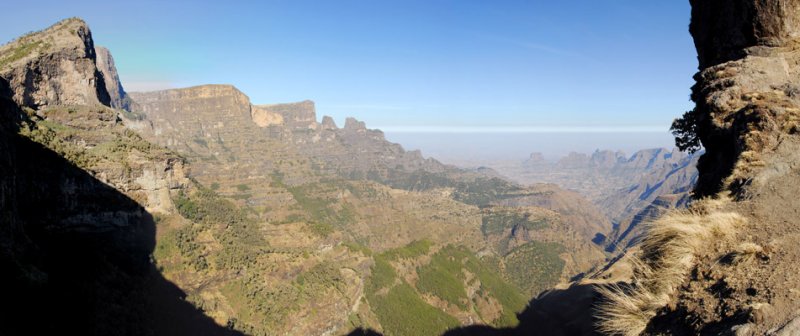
[596,198,746,336]
[731,242,763,264]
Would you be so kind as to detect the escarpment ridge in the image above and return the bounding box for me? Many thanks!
[591,1,800,335]
[1,18,617,336]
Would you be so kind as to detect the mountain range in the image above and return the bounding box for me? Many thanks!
[5,4,792,335]
[0,18,614,336]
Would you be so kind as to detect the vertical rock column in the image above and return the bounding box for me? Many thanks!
[687,0,800,196]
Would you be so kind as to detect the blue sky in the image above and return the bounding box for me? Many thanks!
[1,0,696,131]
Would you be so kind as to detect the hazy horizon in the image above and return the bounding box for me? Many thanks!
[384,130,677,166]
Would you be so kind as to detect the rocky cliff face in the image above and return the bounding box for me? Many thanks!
[454,2,800,334]
[254,100,317,129]
[688,0,800,197]
[496,148,699,253]
[95,46,135,111]
[0,17,617,336]
[124,81,613,334]
[631,1,800,334]
[0,18,230,336]
[508,148,697,205]
[0,18,110,109]
[599,152,699,252]
[128,85,451,191]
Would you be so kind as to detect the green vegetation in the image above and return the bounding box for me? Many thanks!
[372,169,521,206]
[174,224,209,271]
[503,241,566,296]
[364,254,459,335]
[341,241,373,256]
[0,40,49,68]
[308,220,334,237]
[671,108,701,153]
[463,254,527,327]
[415,245,527,326]
[236,183,250,192]
[381,239,432,260]
[172,187,269,272]
[416,250,469,309]
[153,228,181,271]
[368,256,397,291]
[285,182,357,237]
[481,210,550,236]
[370,283,460,336]
[295,262,343,293]
[18,106,172,172]
[120,108,146,121]
[21,119,91,167]
[452,177,520,206]
[168,187,361,335]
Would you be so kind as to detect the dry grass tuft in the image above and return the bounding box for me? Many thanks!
[731,242,763,263]
[596,198,746,336]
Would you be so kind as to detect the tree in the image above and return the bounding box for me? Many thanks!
[671,108,702,153]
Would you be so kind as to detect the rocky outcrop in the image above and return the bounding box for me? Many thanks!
[690,0,800,70]
[321,115,337,130]
[508,148,698,210]
[128,85,452,190]
[588,149,699,251]
[0,19,233,336]
[255,100,317,130]
[250,104,284,127]
[0,18,110,109]
[621,1,800,334]
[688,0,800,197]
[95,46,135,111]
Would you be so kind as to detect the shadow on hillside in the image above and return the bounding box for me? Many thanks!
[0,78,241,335]
[346,284,602,336]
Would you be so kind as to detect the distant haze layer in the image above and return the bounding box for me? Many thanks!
[384,131,676,165]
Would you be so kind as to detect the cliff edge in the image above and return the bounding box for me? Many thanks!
[596,1,800,335]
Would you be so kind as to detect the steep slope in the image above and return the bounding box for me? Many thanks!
[600,153,699,252]
[125,84,611,334]
[447,2,800,335]
[127,84,612,242]
[0,18,238,336]
[95,45,136,111]
[497,148,700,253]
[0,18,110,109]
[638,1,800,334]
[595,150,699,221]
[0,17,616,336]
[591,1,800,335]
[502,148,696,205]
